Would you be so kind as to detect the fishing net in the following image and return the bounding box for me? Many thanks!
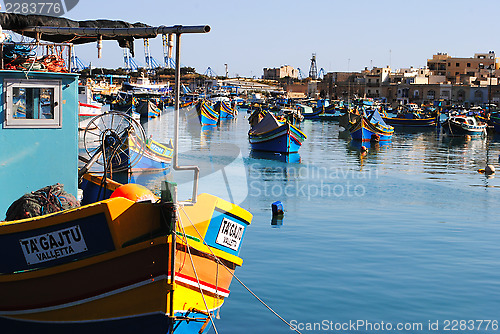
[5,183,80,221]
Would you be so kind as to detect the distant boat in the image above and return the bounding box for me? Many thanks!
[382,104,438,127]
[122,75,169,95]
[78,82,104,129]
[217,100,237,119]
[248,111,306,154]
[298,104,324,119]
[128,135,174,172]
[349,108,394,142]
[441,115,486,137]
[197,100,219,126]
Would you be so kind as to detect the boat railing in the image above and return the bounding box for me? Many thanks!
[0,41,72,72]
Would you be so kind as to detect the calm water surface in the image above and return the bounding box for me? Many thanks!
[132,107,500,333]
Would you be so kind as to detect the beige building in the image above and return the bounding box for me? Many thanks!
[427,51,499,84]
[263,65,299,80]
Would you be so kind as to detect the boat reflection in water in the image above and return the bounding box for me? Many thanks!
[347,139,391,152]
[271,216,284,227]
[249,150,301,163]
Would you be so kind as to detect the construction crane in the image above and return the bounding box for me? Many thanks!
[204,67,217,77]
[144,38,161,71]
[309,53,318,79]
[318,68,326,79]
[162,34,175,68]
[70,46,88,72]
[297,67,306,80]
[123,49,139,71]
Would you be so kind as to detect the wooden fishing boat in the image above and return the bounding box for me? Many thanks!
[349,109,394,141]
[382,114,437,127]
[441,115,486,137]
[298,104,323,119]
[196,100,219,126]
[0,15,252,334]
[217,100,237,119]
[248,111,306,154]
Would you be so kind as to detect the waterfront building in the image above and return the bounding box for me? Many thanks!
[263,65,299,80]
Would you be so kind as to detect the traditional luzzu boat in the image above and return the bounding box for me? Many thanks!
[298,103,323,119]
[248,110,307,154]
[441,114,487,137]
[349,108,394,142]
[217,100,237,119]
[382,104,438,128]
[196,100,219,126]
[0,13,252,334]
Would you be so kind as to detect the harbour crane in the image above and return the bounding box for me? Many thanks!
[318,68,326,79]
[123,48,139,71]
[162,34,175,68]
[144,38,161,71]
[204,67,217,77]
[70,46,89,72]
[297,67,306,80]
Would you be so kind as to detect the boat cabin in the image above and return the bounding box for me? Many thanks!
[0,61,79,216]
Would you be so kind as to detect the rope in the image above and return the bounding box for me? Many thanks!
[178,205,303,334]
[175,217,219,334]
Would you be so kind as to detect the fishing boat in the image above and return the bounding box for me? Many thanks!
[382,104,438,127]
[349,108,394,142]
[441,115,487,137]
[0,14,252,334]
[196,100,219,126]
[78,81,104,129]
[298,104,323,119]
[248,111,306,154]
[217,100,237,119]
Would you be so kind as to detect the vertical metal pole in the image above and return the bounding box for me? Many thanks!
[173,32,200,204]
[173,32,181,175]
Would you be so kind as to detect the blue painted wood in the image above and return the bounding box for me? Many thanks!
[0,71,79,217]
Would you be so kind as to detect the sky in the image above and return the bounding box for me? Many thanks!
[6,0,499,78]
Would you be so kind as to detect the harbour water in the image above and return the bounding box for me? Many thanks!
[125,108,500,333]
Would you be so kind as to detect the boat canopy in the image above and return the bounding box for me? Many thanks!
[366,108,390,127]
[0,13,210,56]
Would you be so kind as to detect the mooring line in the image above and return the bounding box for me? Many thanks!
[179,205,303,334]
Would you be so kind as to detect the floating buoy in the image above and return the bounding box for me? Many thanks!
[465,134,471,141]
[485,165,496,175]
[110,184,157,202]
[360,146,368,153]
[271,201,284,216]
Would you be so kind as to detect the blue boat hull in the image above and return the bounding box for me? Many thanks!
[350,120,393,141]
[249,124,305,154]
[0,311,212,334]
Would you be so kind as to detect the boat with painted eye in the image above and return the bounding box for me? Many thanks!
[349,108,394,142]
[441,114,487,137]
[248,110,306,154]
[0,13,252,334]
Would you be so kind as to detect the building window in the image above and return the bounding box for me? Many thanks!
[455,72,459,76]
[4,79,62,128]
[467,63,471,67]
[456,63,459,67]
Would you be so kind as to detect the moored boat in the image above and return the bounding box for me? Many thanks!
[349,108,394,142]
[0,14,252,334]
[248,111,306,154]
[196,100,219,126]
[441,115,486,137]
